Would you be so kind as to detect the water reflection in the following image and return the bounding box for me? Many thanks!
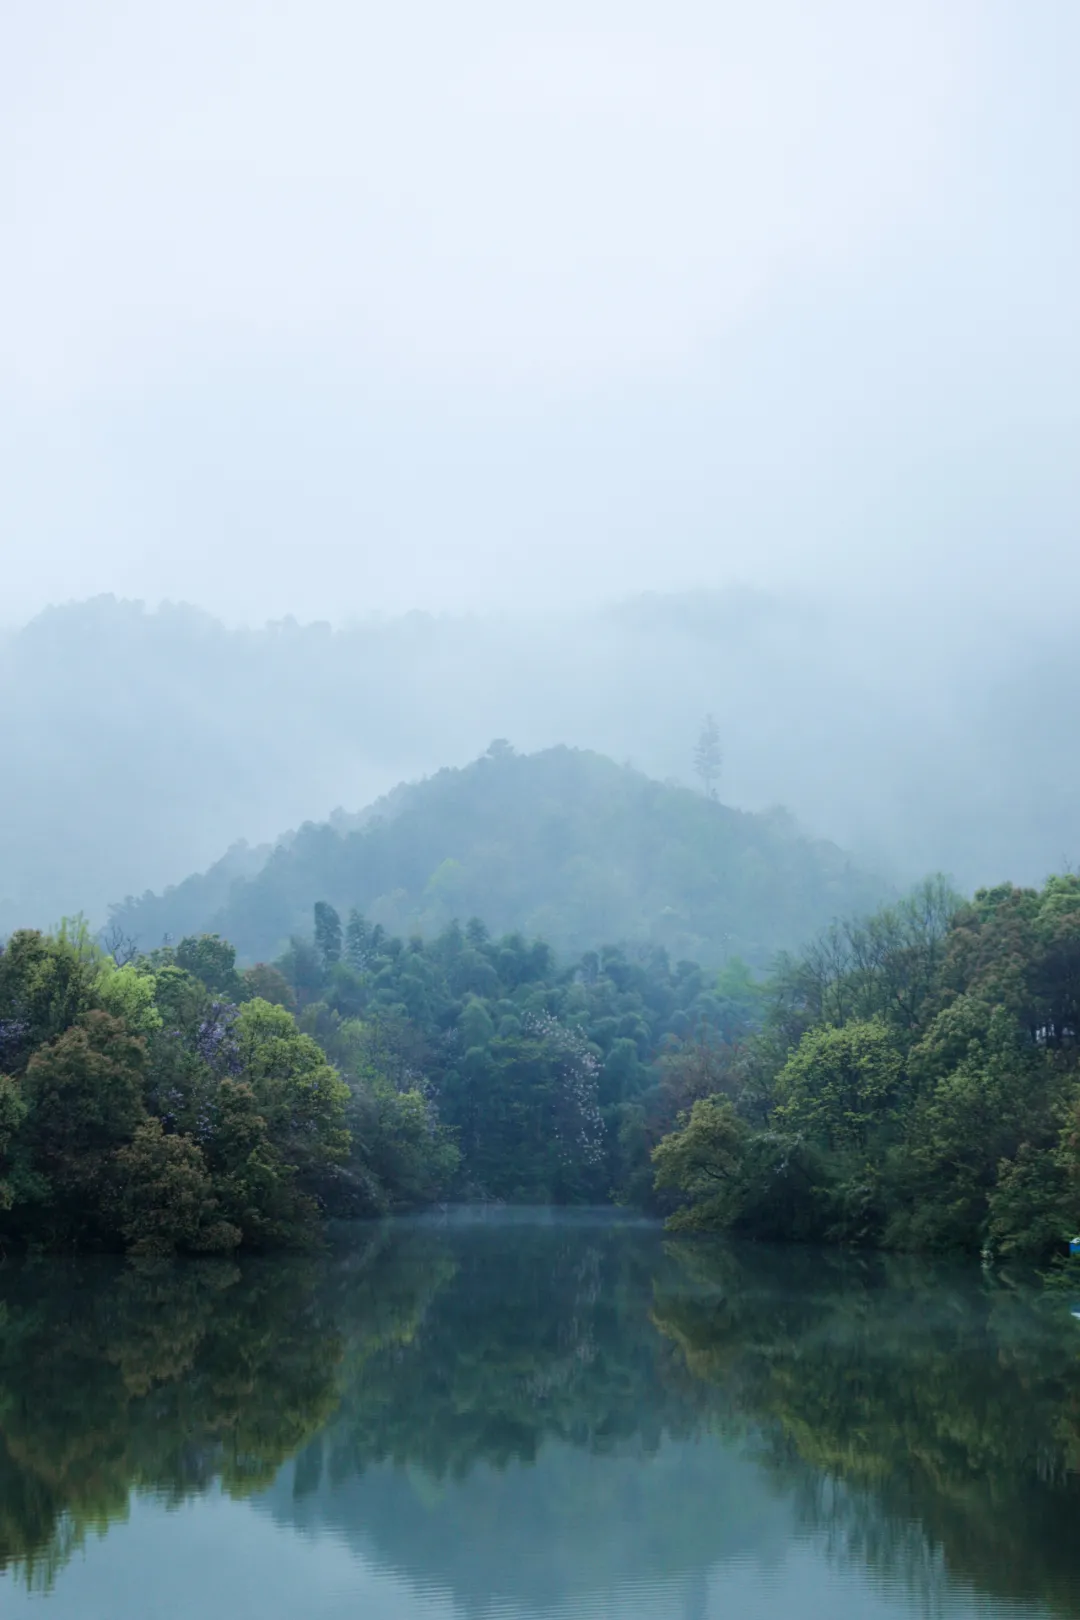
[2,1213,1080,1617]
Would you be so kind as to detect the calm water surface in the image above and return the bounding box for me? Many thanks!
[1,1209,1079,1620]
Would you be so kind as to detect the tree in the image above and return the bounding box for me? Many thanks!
[175,934,242,998]
[352,1081,460,1209]
[345,909,379,971]
[652,1098,748,1230]
[276,937,325,1007]
[693,715,722,798]
[655,1036,741,1130]
[242,962,296,1010]
[101,920,139,966]
[0,928,97,1065]
[94,960,163,1036]
[893,1008,1052,1252]
[0,1073,27,1212]
[234,998,350,1179]
[112,1119,240,1256]
[314,902,343,970]
[23,1010,148,1240]
[774,1019,902,1154]
[202,1078,313,1247]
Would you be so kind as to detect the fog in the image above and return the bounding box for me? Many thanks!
[3,1,1079,625]
[2,589,1078,937]
[2,3,1079,933]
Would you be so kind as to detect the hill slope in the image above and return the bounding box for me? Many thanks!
[8,587,1080,936]
[109,746,889,967]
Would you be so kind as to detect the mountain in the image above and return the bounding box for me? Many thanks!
[5,589,1080,936]
[108,745,890,968]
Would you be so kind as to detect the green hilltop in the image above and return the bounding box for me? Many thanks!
[109,744,889,967]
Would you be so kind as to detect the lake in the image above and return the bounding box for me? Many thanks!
[1,1208,1079,1620]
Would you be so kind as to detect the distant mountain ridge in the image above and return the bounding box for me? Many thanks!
[108,745,890,967]
[6,590,1078,936]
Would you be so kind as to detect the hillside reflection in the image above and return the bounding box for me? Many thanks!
[3,1214,1080,1616]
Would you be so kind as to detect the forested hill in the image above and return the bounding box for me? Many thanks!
[7,590,1080,937]
[109,746,888,968]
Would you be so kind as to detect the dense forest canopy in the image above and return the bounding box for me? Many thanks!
[8,871,1080,1263]
[108,743,888,970]
[4,589,1080,935]
[0,901,767,1250]
[0,921,361,1254]
[655,874,1080,1260]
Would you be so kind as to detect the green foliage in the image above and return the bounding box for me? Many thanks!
[0,1076,27,1212]
[774,1019,901,1153]
[986,1142,1067,1260]
[652,1099,748,1230]
[313,901,343,969]
[0,928,366,1256]
[0,927,99,1063]
[112,1119,239,1256]
[23,1011,148,1243]
[93,960,163,1036]
[241,961,296,1009]
[14,865,1080,1260]
[265,910,765,1207]
[654,876,1080,1259]
[175,932,243,997]
[111,746,890,970]
[200,1079,316,1249]
[355,1076,461,1210]
[234,998,350,1176]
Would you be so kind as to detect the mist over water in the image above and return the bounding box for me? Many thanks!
[3,13,1079,1618]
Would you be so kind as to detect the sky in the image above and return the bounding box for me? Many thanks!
[2,0,1078,626]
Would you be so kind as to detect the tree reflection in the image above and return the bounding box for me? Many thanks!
[652,1240,1080,1614]
[0,1225,453,1586]
[4,1219,1080,1616]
